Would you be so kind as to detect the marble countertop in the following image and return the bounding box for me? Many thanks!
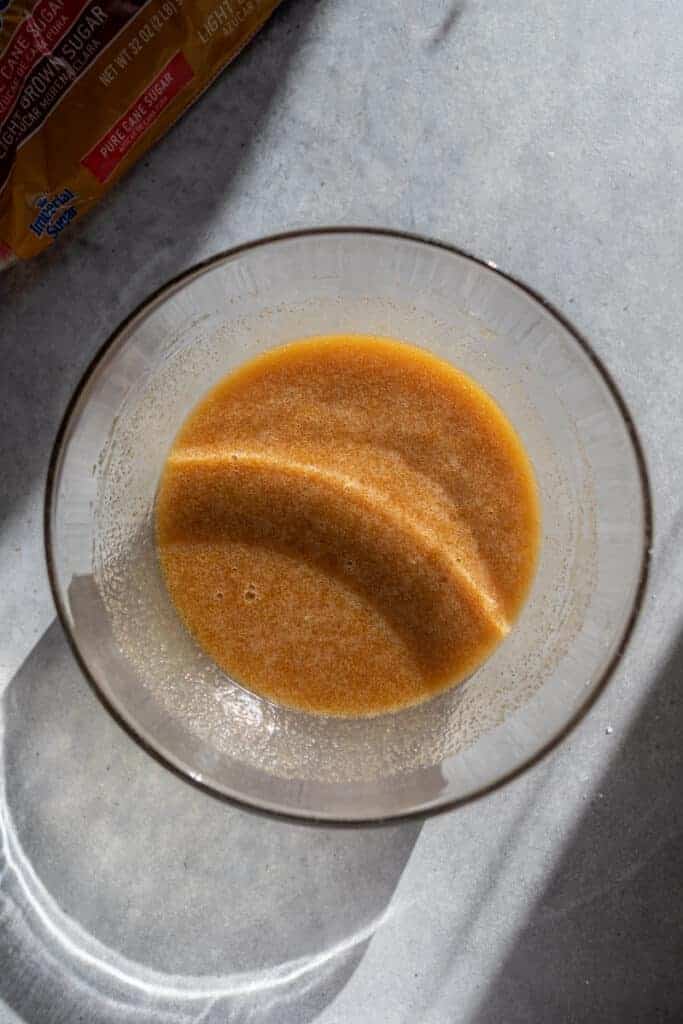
[1,2,681,1021]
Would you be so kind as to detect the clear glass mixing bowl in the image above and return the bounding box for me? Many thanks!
[45,229,651,822]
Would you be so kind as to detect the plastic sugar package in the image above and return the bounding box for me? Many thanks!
[0,0,279,266]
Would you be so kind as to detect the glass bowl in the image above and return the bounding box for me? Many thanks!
[45,229,651,822]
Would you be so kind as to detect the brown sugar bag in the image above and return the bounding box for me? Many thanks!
[0,0,280,265]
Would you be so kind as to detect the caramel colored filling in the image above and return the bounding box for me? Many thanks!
[156,335,539,716]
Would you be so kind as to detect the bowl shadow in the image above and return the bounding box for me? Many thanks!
[0,620,421,1023]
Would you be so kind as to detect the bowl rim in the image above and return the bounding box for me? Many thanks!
[44,226,653,826]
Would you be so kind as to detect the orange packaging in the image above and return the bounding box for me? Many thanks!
[0,0,280,265]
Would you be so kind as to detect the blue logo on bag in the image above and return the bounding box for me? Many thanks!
[0,0,13,31]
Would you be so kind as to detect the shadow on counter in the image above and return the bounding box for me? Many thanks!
[472,626,683,1024]
[0,618,421,1023]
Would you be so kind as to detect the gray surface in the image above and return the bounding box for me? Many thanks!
[0,1,681,1021]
